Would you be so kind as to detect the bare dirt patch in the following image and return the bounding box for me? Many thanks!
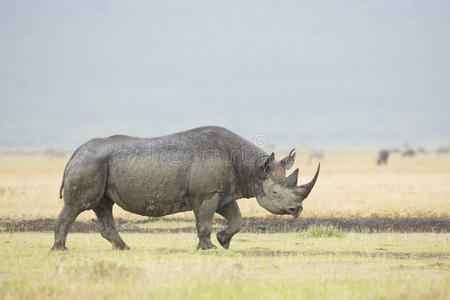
[1,217,448,233]
[236,250,450,260]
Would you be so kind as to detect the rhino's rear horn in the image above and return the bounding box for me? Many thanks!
[282,168,299,187]
[296,163,320,199]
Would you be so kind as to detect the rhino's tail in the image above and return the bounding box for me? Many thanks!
[59,147,81,199]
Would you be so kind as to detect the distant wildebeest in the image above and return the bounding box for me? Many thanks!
[402,149,415,157]
[376,150,390,165]
[401,143,416,157]
[53,126,320,251]
[437,147,450,154]
[417,147,426,154]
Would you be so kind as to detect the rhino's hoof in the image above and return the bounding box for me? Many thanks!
[217,231,231,249]
[50,245,68,251]
[197,243,217,250]
[113,244,130,250]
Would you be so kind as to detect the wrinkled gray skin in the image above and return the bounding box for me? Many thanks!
[51,126,319,251]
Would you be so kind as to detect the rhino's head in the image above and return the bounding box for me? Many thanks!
[255,149,320,218]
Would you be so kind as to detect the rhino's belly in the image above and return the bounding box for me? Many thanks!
[105,157,191,217]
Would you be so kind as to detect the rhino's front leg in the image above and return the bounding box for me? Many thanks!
[193,194,219,250]
[216,201,242,249]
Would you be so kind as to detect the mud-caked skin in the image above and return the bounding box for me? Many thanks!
[51,126,320,251]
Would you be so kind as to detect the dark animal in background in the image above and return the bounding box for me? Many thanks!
[377,150,390,165]
[52,126,320,251]
[417,147,426,154]
[402,149,415,157]
[401,143,416,158]
[437,147,450,154]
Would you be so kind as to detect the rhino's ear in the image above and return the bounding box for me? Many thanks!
[280,149,296,170]
[282,168,299,187]
[260,152,275,178]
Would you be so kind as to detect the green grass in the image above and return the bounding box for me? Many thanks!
[0,232,449,299]
[300,225,345,238]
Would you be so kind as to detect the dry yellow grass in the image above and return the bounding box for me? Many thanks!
[0,150,449,220]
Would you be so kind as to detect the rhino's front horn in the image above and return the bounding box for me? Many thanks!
[296,163,320,199]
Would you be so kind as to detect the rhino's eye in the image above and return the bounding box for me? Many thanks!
[273,191,277,194]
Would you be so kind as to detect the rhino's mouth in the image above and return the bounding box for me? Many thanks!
[286,206,302,218]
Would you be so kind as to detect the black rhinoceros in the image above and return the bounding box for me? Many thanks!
[52,126,319,250]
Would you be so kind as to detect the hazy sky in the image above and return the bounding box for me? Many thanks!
[1,0,449,149]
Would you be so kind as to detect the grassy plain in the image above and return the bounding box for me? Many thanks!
[0,232,449,300]
[1,151,449,299]
[0,150,449,220]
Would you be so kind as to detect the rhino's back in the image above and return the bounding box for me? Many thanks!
[67,126,264,216]
[96,127,255,215]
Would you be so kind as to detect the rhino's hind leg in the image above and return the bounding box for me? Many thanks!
[193,194,219,250]
[93,197,130,250]
[51,204,83,251]
[216,201,242,249]
[52,156,108,251]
